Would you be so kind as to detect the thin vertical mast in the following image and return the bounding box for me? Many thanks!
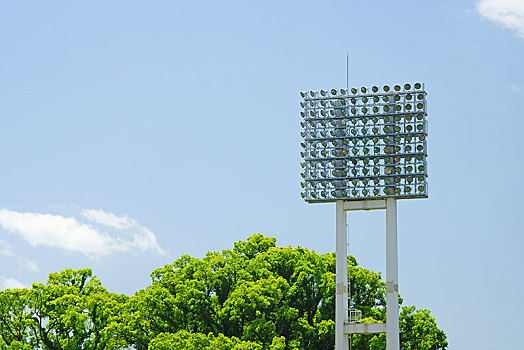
[346,53,349,89]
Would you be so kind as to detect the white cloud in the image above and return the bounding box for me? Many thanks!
[0,239,14,257]
[82,209,137,230]
[510,83,522,92]
[0,238,39,272]
[0,277,28,290]
[0,209,164,260]
[82,208,165,255]
[21,260,39,273]
[477,0,524,38]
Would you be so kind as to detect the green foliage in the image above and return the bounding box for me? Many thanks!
[0,234,448,349]
[399,306,448,349]
[349,307,448,350]
[124,233,447,349]
[149,331,263,350]
[0,268,128,349]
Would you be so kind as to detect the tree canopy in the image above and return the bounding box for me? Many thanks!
[0,234,447,349]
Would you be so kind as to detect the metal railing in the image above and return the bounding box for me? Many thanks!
[348,308,362,323]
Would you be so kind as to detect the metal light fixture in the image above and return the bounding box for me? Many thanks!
[299,83,428,202]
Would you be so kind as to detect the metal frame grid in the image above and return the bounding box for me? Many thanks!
[299,83,428,203]
[349,308,362,324]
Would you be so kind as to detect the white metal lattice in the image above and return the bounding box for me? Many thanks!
[349,308,362,323]
[299,83,428,202]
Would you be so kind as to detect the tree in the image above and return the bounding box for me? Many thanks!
[0,269,127,349]
[0,235,447,349]
[148,331,263,350]
[124,234,447,349]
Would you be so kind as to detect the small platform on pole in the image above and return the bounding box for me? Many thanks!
[344,322,387,335]
[345,308,387,335]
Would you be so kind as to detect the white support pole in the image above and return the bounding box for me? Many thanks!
[335,200,349,350]
[386,198,399,350]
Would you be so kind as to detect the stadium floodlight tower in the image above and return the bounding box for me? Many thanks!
[299,83,428,350]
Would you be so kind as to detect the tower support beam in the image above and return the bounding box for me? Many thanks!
[335,200,349,350]
[386,198,399,350]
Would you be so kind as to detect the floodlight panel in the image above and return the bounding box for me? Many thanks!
[299,83,428,203]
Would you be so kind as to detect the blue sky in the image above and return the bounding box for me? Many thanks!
[1,1,523,349]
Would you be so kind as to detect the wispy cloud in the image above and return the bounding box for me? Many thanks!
[0,209,164,260]
[82,209,137,230]
[477,0,524,38]
[0,239,14,257]
[510,84,522,92]
[0,239,39,272]
[82,208,165,255]
[0,277,28,290]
